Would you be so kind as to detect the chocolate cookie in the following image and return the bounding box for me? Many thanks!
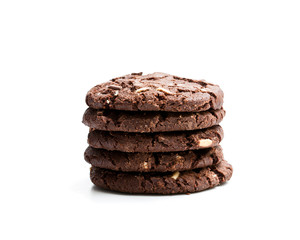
[83,108,225,133]
[85,145,223,172]
[88,125,223,152]
[90,160,232,194]
[86,72,223,112]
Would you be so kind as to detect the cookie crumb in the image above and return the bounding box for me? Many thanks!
[131,72,143,76]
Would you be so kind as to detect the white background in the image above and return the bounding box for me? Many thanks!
[1,0,299,239]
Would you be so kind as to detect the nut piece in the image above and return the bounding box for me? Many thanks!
[211,172,219,182]
[171,171,180,180]
[135,87,150,93]
[108,85,121,90]
[198,139,213,147]
[200,88,211,93]
[143,161,149,169]
[156,87,173,95]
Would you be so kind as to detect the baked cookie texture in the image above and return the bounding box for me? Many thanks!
[86,72,223,112]
[83,72,232,194]
[85,145,223,172]
[90,160,232,194]
[83,107,225,133]
[88,125,223,152]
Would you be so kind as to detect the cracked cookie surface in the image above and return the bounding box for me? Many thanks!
[88,125,223,152]
[90,160,233,194]
[85,145,223,172]
[83,107,225,132]
[86,72,223,112]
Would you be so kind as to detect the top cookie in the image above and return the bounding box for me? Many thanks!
[86,72,223,112]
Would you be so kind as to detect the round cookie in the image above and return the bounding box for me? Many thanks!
[88,125,223,152]
[90,160,233,194]
[83,108,225,133]
[85,145,224,172]
[86,72,223,112]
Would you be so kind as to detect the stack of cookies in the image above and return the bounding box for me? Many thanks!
[83,72,233,194]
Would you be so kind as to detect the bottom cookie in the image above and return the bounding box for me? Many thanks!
[90,160,233,194]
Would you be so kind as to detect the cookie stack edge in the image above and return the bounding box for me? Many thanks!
[83,72,233,194]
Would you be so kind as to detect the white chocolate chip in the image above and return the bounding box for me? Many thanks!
[106,100,110,104]
[114,90,119,96]
[198,139,213,147]
[156,87,173,95]
[171,171,180,180]
[135,87,150,93]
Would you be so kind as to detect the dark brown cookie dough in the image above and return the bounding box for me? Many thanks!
[85,145,223,172]
[83,108,225,133]
[90,160,232,194]
[88,125,223,152]
[86,72,223,112]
